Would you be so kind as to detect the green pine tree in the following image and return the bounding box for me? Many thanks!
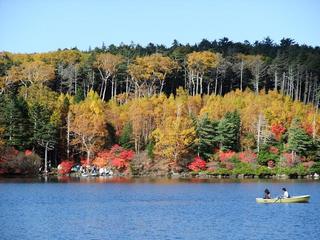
[194,115,219,159]
[74,87,85,103]
[119,122,134,149]
[287,119,313,156]
[217,111,241,151]
[0,95,32,150]
[29,104,57,172]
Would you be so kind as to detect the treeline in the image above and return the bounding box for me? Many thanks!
[0,37,320,175]
[0,37,320,103]
[1,88,320,175]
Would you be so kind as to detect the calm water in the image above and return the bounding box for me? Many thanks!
[0,177,319,240]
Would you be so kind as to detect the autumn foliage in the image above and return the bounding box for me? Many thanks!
[218,151,236,162]
[238,151,257,164]
[58,161,74,175]
[93,145,135,172]
[0,148,41,175]
[188,156,207,172]
[271,123,286,140]
[269,146,279,154]
[280,153,302,167]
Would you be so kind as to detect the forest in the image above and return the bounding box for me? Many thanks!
[0,37,320,176]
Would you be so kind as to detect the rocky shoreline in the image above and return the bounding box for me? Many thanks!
[53,171,320,180]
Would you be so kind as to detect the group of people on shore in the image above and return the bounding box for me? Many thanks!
[263,187,290,199]
[77,165,114,176]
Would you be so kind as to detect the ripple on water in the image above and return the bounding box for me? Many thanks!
[0,179,319,240]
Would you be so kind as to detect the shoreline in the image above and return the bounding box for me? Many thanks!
[1,172,319,180]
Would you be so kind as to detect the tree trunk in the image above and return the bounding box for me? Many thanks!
[87,150,91,165]
[274,70,278,92]
[67,111,70,159]
[102,79,107,101]
[255,73,259,94]
[160,80,164,94]
[99,78,104,97]
[114,78,117,98]
[200,75,203,95]
[257,114,261,153]
[74,69,77,95]
[196,72,199,95]
[125,75,129,102]
[240,61,243,91]
[280,72,286,94]
[111,79,114,99]
[44,142,48,173]
[214,70,218,95]
[304,72,308,104]
[313,98,319,139]
[184,61,187,89]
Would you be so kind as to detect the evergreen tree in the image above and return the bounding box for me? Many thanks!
[194,115,219,159]
[119,122,134,149]
[287,119,313,156]
[0,95,32,150]
[217,111,241,151]
[74,87,85,103]
[29,104,57,172]
[146,141,155,160]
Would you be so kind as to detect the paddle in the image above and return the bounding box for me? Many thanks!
[273,196,281,203]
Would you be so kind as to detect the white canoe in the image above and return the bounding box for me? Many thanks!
[256,195,310,203]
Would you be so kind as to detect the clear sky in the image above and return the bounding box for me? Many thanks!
[0,0,319,53]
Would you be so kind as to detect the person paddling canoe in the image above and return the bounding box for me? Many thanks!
[282,187,290,198]
[264,188,271,199]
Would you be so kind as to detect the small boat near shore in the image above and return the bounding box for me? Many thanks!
[256,195,310,203]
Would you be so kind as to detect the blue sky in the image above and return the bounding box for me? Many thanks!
[0,0,319,53]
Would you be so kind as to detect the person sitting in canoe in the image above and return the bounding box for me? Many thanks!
[264,188,271,199]
[282,187,290,198]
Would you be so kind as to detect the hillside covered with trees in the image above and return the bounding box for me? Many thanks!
[0,37,320,177]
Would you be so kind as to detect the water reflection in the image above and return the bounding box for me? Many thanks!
[0,176,319,240]
[0,175,318,184]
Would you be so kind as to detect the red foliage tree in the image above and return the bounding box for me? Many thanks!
[218,150,236,162]
[238,151,257,164]
[302,123,313,136]
[58,161,74,175]
[271,123,286,141]
[188,156,207,172]
[93,144,135,172]
[24,150,33,156]
[281,153,301,167]
[0,148,41,175]
[92,157,106,168]
[303,161,314,169]
[269,146,279,154]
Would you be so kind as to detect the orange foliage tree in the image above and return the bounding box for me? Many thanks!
[93,145,135,172]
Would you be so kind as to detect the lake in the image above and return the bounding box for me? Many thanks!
[0,177,319,240]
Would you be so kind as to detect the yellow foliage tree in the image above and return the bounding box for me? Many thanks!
[70,90,107,164]
[94,53,123,100]
[187,51,220,95]
[7,61,55,87]
[128,53,178,97]
[152,114,196,171]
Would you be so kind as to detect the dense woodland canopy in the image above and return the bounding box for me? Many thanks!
[1,37,320,175]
